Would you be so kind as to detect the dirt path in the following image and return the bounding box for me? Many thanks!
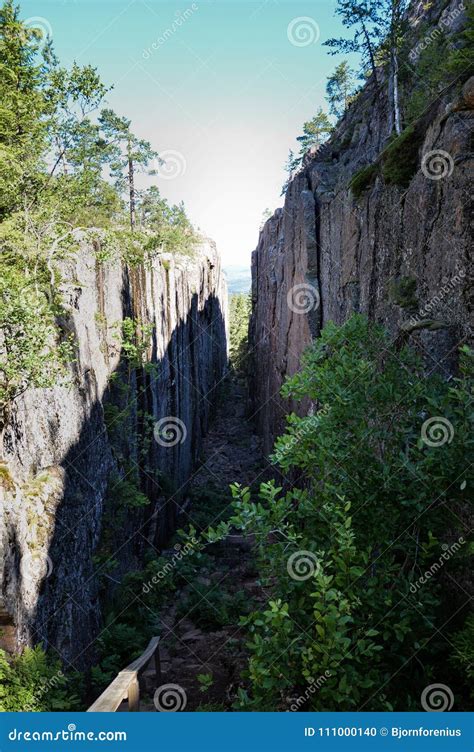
[141,374,266,711]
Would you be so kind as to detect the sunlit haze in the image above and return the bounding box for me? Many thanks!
[22,0,355,266]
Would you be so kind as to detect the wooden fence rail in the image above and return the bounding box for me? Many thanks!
[87,636,161,712]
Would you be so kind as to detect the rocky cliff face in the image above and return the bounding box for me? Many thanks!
[0,237,227,667]
[250,3,472,454]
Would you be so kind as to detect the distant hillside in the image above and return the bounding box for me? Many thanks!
[224,265,251,294]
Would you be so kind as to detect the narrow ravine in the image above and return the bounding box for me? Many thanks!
[139,372,267,711]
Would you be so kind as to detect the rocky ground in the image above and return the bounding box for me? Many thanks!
[140,373,269,711]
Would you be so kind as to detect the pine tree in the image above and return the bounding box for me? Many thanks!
[324,0,379,83]
[99,109,159,229]
[325,61,356,119]
[325,0,409,135]
[46,60,110,179]
[378,0,409,135]
[281,149,301,196]
[296,109,333,155]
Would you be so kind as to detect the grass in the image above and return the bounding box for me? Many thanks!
[381,124,425,188]
[350,163,378,199]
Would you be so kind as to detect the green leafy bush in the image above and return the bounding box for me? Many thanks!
[111,475,150,509]
[188,485,233,532]
[176,583,252,630]
[0,645,81,711]
[0,263,73,416]
[211,316,472,710]
[90,622,148,694]
[450,614,474,700]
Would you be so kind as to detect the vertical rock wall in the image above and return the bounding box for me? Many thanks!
[0,237,227,667]
[250,22,472,453]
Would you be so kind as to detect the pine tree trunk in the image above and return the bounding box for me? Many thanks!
[128,156,135,230]
[387,60,394,136]
[362,22,378,87]
[393,50,401,135]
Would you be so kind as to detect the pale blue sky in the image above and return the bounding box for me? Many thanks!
[21,0,357,265]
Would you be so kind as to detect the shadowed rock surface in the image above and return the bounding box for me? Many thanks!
[0,237,227,667]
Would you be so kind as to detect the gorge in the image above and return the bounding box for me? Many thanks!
[0,0,472,714]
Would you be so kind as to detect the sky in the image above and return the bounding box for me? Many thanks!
[21,0,357,267]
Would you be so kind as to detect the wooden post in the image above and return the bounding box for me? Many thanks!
[154,645,162,686]
[128,676,140,712]
[87,637,160,712]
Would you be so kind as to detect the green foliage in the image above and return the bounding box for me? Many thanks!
[349,162,378,198]
[197,672,214,692]
[188,484,233,532]
[450,614,474,700]
[176,583,252,630]
[326,61,357,119]
[90,622,148,694]
[324,0,380,79]
[389,275,418,311]
[0,0,50,216]
[445,2,474,78]
[99,108,159,229]
[110,474,150,510]
[195,700,226,711]
[0,645,81,711]
[401,4,474,122]
[90,536,210,695]
[296,108,333,156]
[281,149,302,194]
[212,317,472,710]
[402,33,450,122]
[0,1,198,427]
[381,123,424,187]
[0,262,73,415]
[228,293,251,372]
[114,317,153,369]
[139,187,198,256]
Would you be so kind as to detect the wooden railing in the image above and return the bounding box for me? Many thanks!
[87,636,161,712]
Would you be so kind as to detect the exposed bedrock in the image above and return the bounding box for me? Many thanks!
[250,55,472,453]
[0,237,227,667]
